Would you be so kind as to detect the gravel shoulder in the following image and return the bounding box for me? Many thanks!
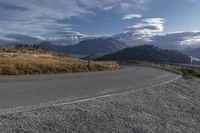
[1,77,200,133]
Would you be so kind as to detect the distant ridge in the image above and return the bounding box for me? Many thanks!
[64,38,127,55]
[38,41,70,53]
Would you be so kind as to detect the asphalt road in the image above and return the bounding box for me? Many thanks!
[0,66,178,112]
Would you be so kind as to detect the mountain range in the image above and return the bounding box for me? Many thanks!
[38,38,127,55]
[0,31,88,46]
[1,31,200,51]
[1,30,200,62]
[98,45,191,64]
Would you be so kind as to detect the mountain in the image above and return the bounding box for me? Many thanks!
[184,47,200,58]
[151,32,200,50]
[50,31,89,45]
[2,31,200,51]
[0,31,88,46]
[114,31,148,47]
[64,38,127,55]
[98,45,191,64]
[38,41,70,53]
[38,38,127,55]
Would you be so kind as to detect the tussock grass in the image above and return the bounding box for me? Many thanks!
[0,46,120,75]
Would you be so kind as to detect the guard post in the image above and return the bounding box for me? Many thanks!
[87,56,91,68]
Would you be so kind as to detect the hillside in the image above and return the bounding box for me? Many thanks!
[38,41,70,53]
[184,47,200,58]
[65,38,127,55]
[83,53,107,60]
[38,38,127,55]
[98,45,191,64]
[0,45,119,75]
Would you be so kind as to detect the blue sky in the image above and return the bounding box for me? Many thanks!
[0,0,199,38]
[146,0,200,33]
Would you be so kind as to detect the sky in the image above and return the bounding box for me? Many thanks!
[0,0,200,45]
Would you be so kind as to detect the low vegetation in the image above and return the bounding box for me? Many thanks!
[154,63,200,77]
[0,45,120,75]
[98,45,191,64]
[119,61,200,78]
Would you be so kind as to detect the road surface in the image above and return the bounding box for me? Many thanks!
[0,65,178,113]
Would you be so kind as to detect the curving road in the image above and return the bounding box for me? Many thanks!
[0,65,178,113]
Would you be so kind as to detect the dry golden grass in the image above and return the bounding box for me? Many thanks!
[0,46,120,75]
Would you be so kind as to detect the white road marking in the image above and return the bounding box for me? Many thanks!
[51,73,182,107]
[53,95,112,107]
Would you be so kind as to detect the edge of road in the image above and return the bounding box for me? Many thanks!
[120,63,183,76]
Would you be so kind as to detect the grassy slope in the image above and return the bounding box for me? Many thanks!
[0,46,120,75]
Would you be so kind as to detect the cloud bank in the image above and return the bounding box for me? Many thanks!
[115,18,165,44]
[0,0,151,36]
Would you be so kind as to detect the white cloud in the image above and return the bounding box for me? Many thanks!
[180,35,200,45]
[149,32,200,50]
[143,18,165,23]
[114,17,165,46]
[0,34,47,45]
[122,14,142,20]
[123,18,165,37]
[51,31,88,45]
[0,31,90,45]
